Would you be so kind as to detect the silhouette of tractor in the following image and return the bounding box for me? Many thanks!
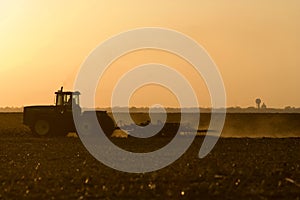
[23,87,115,136]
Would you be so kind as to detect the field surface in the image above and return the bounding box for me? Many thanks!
[0,113,300,199]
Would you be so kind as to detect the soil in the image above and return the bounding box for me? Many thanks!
[0,113,300,199]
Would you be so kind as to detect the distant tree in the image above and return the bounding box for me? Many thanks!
[284,106,295,111]
[246,106,256,113]
[261,103,267,109]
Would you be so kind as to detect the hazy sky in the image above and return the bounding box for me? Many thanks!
[1,0,299,108]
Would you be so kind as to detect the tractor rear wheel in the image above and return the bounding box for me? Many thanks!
[97,114,115,137]
[77,112,115,137]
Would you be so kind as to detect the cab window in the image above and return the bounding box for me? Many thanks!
[64,94,72,106]
[56,94,63,106]
[72,94,79,106]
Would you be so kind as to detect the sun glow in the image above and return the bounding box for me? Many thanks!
[0,1,300,107]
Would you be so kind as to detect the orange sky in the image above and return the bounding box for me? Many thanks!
[0,1,300,108]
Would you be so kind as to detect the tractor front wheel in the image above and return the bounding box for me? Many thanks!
[33,119,51,136]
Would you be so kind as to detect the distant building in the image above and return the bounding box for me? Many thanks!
[255,98,262,109]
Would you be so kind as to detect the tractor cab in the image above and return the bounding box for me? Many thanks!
[55,87,81,113]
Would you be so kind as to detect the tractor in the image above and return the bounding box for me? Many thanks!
[23,87,115,136]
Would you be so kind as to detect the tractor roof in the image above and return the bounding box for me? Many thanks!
[55,91,80,95]
[55,87,80,95]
